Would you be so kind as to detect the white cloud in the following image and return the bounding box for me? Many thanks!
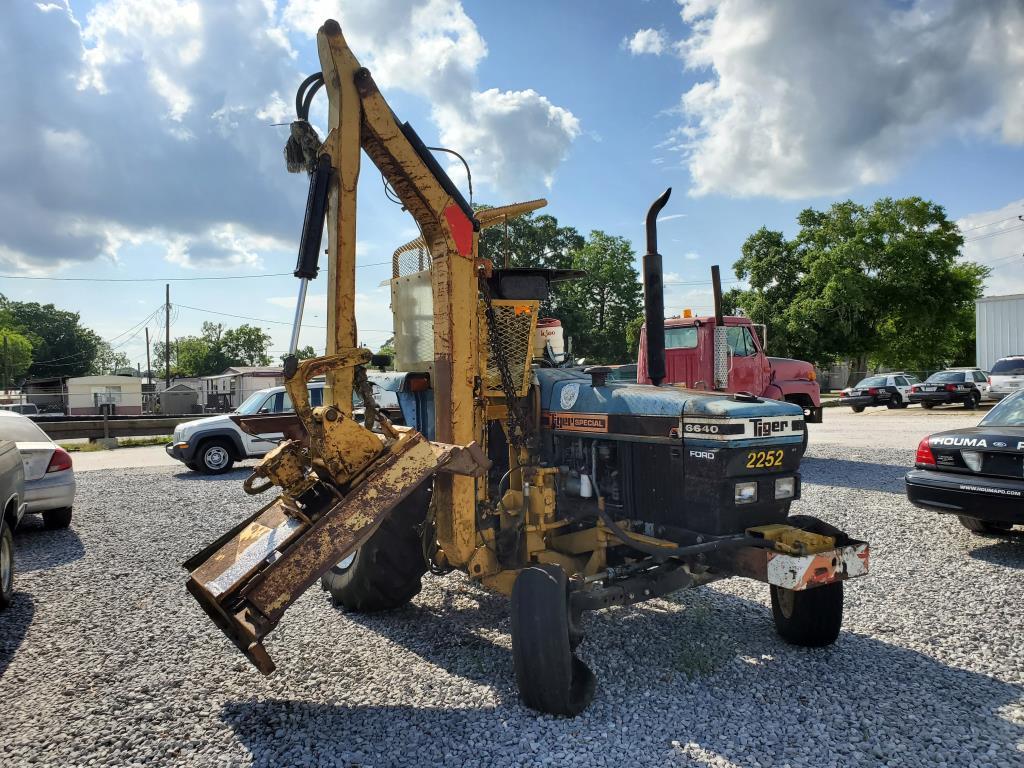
[683,251,700,260]
[281,0,579,197]
[0,0,578,272]
[625,28,668,56]
[662,0,1024,198]
[957,200,1024,296]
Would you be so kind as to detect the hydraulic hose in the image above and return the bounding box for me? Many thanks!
[595,503,778,560]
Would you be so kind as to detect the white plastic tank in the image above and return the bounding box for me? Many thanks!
[536,318,565,363]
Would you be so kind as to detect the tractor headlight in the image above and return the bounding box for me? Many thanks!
[735,481,758,505]
[775,477,796,499]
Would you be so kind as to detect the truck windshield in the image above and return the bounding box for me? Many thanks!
[235,392,270,415]
[980,390,1024,426]
[664,327,698,349]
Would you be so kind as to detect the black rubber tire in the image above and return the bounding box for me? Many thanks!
[511,563,595,717]
[43,507,72,529]
[964,392,980,410]
[320,482,430,612]
[801,426,809,454]
[886,393,903,409]
[185,461,201,472]
[0,524,13,611]
[198,439,235,475]
[770,581,844,647]
[922,402,936,410]
[957,515,1011,534]
[851,406,865,413]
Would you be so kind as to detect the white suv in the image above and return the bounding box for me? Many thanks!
[166,381,398,473]
[989,355,1024,400]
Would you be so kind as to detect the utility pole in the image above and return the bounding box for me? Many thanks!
[145,327,152,384]
[2,335,7,393]
[165,284,171,389]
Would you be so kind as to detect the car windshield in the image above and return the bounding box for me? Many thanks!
[926,372,964,383]
[991,358,1024,375]
[0,414,51,442]
[235,391,271,415]
[856,376,887,388]
[980,390,1024,426]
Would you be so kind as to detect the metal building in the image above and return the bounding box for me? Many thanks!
[975,294,1024,371]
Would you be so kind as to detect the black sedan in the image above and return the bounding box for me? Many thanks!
[908,370,984,409]
[905,390,1024,534]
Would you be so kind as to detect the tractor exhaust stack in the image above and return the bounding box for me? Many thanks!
[643,188,672,386]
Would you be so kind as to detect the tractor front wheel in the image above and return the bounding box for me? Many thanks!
[770,581,843,647]
[320,482,430,612]
[511,563,594,717]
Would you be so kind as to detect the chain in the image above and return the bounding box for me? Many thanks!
[479,277,533,453]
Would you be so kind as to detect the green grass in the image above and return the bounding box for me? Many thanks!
[60,436,171,452]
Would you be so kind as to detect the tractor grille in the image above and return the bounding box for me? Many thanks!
[484,300,538,397]
[392,237,431,278]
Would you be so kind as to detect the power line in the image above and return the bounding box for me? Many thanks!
[959,210,1024,233]
[0,261,394,283]
[963,223,1024,243]
[175,303,392,333]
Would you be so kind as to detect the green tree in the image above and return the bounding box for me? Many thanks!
[477,209,584,270]
[90,341,131,375]
[221,324,272,366]
[727,197,987,381]
[280,345,318,364]
[0,328,33,386]
[557,231,643,364]
[0,296,101,378]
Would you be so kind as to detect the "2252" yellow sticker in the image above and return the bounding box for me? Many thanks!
[746,449,784,469]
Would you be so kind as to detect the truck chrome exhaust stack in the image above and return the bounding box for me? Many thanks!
[643,188,671,386]
[711,264,729,390]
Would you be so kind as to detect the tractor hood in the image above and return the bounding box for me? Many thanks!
[536,368,805,446]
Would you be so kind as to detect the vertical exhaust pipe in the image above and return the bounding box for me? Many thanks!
[643,188,672,386]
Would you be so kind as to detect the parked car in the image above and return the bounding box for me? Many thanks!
[988,355,1024,400]
[838,373,919,412]
[909,369,987,409]
[0,411,76,528]
[166,378,402,474]
[0,403,39,415]
[0,439,26,610]
[905,389,1024,534]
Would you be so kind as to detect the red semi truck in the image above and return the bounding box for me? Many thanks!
[636,313,824,423]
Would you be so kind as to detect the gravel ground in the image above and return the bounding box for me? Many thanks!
[1,442,1022,767]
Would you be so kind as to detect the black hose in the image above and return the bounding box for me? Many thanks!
[595,504,777,560]
[295,72,324,119]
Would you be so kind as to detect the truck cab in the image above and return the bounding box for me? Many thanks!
[637,315,823,423]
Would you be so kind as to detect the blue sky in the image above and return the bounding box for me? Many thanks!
[1,0,1022,370]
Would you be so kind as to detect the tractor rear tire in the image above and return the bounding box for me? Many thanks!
[957,515,1011,535]
[320,482,430,612]
[511,563,595,717]
[770,581,843,647]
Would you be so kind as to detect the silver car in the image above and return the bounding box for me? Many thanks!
[0,411,76,528]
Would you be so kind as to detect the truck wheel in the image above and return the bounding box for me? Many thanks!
[198,439,235,474]
[0,524,13,610]
[43,507,72,529]
[851,406,865,413]
[886,393,903,409]
[511,563,594,716]
[957,515,1011,535]
[185,461,201,471]
[320,482,429,612]
[770,581,843,647]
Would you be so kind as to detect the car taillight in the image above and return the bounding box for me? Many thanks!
[988,376,992,385]
[915,436,936,466]
[944,384,957,392]
[839,391,847,397]
[911,386,919,392]
[47,447,73,473]
[868,387,879,396]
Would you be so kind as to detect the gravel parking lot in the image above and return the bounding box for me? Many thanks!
[1,409,1022,767]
